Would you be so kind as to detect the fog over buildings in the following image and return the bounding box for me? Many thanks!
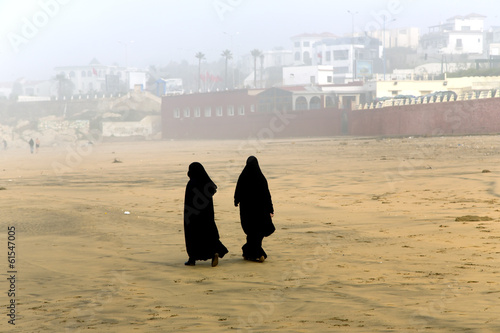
[1,0,500,83]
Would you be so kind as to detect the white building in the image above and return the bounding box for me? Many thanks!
[420,13,486,55]
[313,37,382,83]
[260,49,294,68]
[21,80,56,97]
[283,65,336,86]
[291,32,337,65]
[366,27,420,49]
[54,58,145,95]
[285,34,382,85]
[240,49,294,88]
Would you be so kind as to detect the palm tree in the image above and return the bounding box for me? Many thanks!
[221,49,233,90]
[251,49,262,88]
[195,52,205,92]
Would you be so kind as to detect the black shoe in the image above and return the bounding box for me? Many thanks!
[185,259,195,266]
[211,253,219,267]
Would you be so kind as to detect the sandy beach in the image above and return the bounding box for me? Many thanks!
[2,135,500,332]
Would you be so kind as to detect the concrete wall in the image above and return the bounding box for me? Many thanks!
[102,116,161,138]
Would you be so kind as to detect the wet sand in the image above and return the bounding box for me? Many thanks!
[2,135,500,332]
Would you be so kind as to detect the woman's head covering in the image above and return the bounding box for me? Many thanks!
[243,156,263,176]
[238,156,267,188]
[188,162,217,195]
[246,155,259,167]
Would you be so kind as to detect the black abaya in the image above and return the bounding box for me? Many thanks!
[234,156,275,260]
[184,162,228,262]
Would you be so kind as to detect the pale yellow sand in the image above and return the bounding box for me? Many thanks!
[2,135,500,332]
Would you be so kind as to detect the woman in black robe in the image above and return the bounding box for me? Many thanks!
[234,156,275,262]
[184,162,228,266]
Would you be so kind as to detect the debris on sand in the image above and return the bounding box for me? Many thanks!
[0,187,6,190]
[455,215,493,222]
[112,158,122,163]
[482,169,491,173]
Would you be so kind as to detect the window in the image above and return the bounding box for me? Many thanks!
[173,108,180,118]
[294,52,301,61]
[303,41,310,47]
[227,105,234,116]
[294,41,300,47]
[303,51,311,65]
[327,76,332,83]
[216,106,223,116]
[334,50,349,60]
[333,67,349,74]
[238,105,245,115]
[81,71,86,77]
[275,55,282,66]
[250,104,255,112]
[183,107,190,117]
[204,107,212,117]
[194,107,201,117]
[325,51,331,62]
[456,39,463,48]
[461,26,471,31]
[310,76,316,84]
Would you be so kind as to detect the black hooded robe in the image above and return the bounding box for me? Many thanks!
[184,162,228,261]
[234,156,275,260]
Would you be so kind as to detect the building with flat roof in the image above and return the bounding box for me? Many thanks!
[420,13,486,55]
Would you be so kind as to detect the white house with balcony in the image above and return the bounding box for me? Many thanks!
[420,13,485,55]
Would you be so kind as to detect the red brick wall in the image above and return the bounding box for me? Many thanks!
[162,91,343,139]
[347,98,500,136]
[162,108,343,139]
[162,92,500,139]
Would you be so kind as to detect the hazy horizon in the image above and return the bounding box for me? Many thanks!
[0,0,498,82]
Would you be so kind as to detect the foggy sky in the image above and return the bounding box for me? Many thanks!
[0,0,498,82]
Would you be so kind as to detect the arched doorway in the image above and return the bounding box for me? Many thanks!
[295,96,308,110]
[309,96,321,109]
